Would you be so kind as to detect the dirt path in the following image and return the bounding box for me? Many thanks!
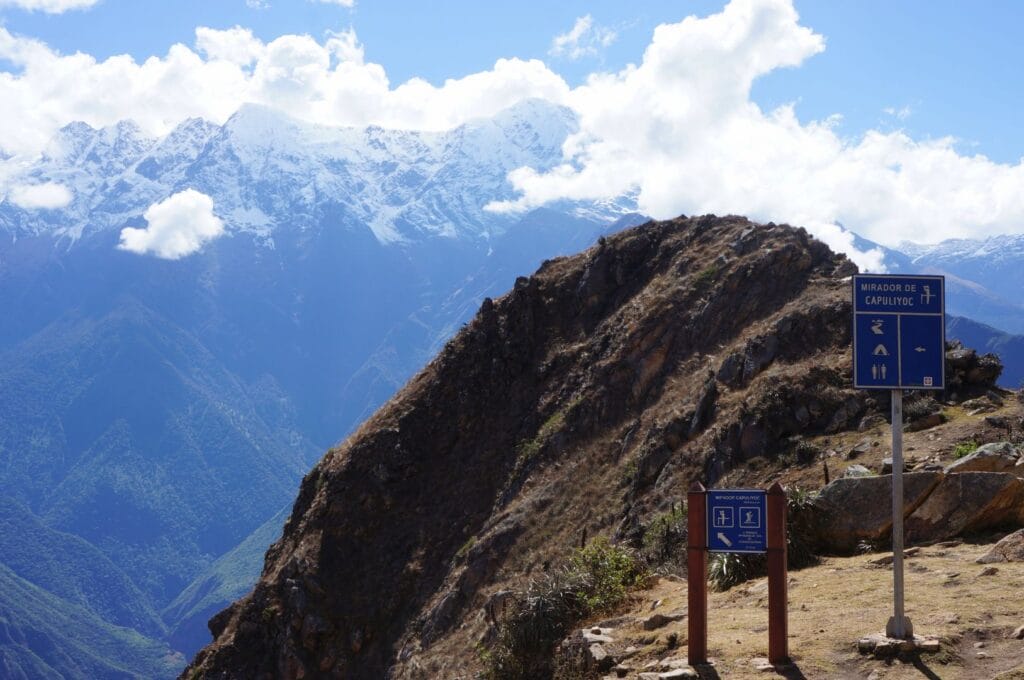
[586,538,1024,679]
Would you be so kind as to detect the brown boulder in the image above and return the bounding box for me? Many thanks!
[905,473,1024,544]
[945,442,1020,474]
[813,472,943,553]
[976,529,1024,564]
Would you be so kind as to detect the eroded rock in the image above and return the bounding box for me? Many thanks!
[814,472,943,553]
[905,473,1024,544]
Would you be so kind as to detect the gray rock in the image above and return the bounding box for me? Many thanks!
[976,529,1024,563]
[842,464,873,478]
[945,442,1020,474]
[880,457,908,475]
[985,415,1009,429]
[643,611,686,630]
[858,415,887,432]
[814,472,943,553]
[905,473,1024,544]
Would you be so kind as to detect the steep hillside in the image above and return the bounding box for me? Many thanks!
[0,563,183,679]
[163,505,290,656]
[186,215,885,678]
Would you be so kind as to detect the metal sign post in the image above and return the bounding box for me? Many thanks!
[888,389,911,638]
[852,274,945,640]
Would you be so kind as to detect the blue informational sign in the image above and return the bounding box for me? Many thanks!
[707,489,767,554]
[852,274,945,390]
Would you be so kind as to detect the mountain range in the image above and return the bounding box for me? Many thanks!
[0,99,1022,675]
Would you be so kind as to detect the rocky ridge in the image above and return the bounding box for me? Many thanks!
[184,215,1005,679]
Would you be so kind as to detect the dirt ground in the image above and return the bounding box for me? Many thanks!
[583,395,1024,680]
[587,537,1024,679]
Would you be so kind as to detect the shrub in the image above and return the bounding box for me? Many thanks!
[568,537,647,613]
[641,504,688,566]
[952,440,978,459]
[786,486,821,570]
[695,265,718,285]
[709,552,765,591]
[482,538,646,679]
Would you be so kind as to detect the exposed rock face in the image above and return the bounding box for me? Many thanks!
[815,468,1024,553]
[183,215,1000,678]
[904,472,1024,543]
[976,529,1024,563]
[945,442,1021,473]
[814,473,943,552]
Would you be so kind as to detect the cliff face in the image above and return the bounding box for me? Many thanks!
[185,215,864,678]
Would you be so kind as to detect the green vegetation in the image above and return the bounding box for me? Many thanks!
[953,440,979,458]
[482,537,646,679]
[455,535,477,562]
[162,505,289,654]
[620,459,639,487]
[695,264,718,285]
[514,398,582,469]
[0,497,165,637]
[0,563,183,679]
[641,504,687,566]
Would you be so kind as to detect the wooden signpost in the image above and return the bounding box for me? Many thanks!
[687,481,789,666]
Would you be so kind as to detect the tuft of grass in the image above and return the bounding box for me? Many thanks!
[953,440,978,459]
[695,265,718,285]
[514,398,582,469]
[455,536,476,562]
[709,552,764,592]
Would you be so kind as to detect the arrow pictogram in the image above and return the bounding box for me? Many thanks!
[716,533,733,547]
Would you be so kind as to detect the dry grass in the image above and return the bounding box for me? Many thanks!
[597,538,1024,679]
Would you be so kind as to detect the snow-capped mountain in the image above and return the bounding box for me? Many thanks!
[0,99,646,675]
[892,235,1024,334]
[3,98,598,245]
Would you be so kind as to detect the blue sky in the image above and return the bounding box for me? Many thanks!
[4,0,1022,162]
[3,0,1024,260]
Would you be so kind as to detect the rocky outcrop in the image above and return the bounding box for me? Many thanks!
[976,529,1024,563]
[945,343,1003,401]
[813,473,942,552]
[904,472,1024,543]
[945,442,1021,473]
[815,467,1024,553]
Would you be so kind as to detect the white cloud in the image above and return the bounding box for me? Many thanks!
[487,0,1024,269]
[883,105,912,121]
[0,0,97,13]
[325,27,363,64]
[0,25,568,158]
[2,0,1024,265]
[312,0,354,7]
[195,26,263,66]
[7,181,72,209]
[246,0,270,8]
[118,189,225,259]
[550,15,617,60]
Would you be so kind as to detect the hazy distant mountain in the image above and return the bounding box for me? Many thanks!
[947,315,1024,387]
[3,93,1022,674]
[895,235,1024,334]
[0,99,641,671]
